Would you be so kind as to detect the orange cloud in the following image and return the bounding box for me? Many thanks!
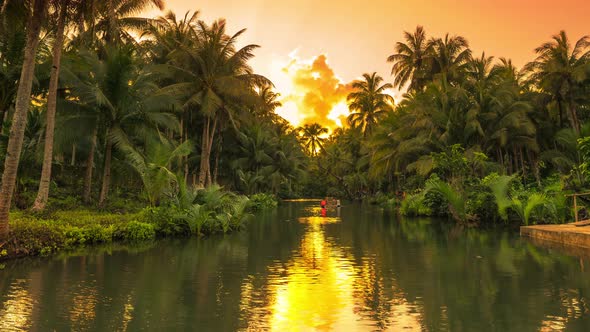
[278,54,353,131]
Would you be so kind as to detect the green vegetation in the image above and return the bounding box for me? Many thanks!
[308,27,590,226]
[4,184,258,259]
[1,2,590,258]
[0,1,296,256]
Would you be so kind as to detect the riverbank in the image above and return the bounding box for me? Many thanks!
[0,192,279,261]
[0,207,249,261]
[1,210,153,261]
[2,201,589,331]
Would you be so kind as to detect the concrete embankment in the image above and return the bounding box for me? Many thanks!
[521,224,590,252]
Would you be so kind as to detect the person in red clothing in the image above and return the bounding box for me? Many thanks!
[320,198,327,208]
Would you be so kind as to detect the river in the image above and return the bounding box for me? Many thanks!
[1,200,590,331]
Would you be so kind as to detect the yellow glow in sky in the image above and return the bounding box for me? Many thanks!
[270,51,353,131]
[151,0,590,130]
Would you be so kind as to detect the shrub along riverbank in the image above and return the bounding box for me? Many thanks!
[373,173,573,226]
[0,190,278,261]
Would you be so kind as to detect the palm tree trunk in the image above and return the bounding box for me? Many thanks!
[198,116,218,187]
[213,133,222,185]
[197,118,210,187]
[205,117,218,186]
[32,0,68,212]
[70,143,76,166]
[0,0,47,241]
[206,166,212,187]
[106,0,117,43]
[83,126,98,204]
[98,129,113,207]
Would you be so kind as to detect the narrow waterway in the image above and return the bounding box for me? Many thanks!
[1,200,590,331]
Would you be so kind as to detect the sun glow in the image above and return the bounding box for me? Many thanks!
[270,51,353,132]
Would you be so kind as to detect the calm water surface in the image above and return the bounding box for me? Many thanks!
[2,201,590,331]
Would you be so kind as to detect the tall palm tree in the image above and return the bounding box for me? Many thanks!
[524,30,590,135]
[346,72,394,137]
[52,0,167,205]
[387,26,433,92]
[162,19,269,187]
[32,0,70,211]
[0,0,47,241]
[32,0,167,210]
[63,45,177,207]
[297,123,328,156]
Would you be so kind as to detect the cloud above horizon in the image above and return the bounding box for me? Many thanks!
[274,53,353,131]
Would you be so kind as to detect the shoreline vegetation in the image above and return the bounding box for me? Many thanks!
[1,2,590,261]
[1,190,278,261]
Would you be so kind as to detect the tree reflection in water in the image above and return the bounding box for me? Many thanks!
[1,202,590,331]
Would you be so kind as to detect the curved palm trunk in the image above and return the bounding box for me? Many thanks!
[0,0,47,241]
[32,0,69,211]
[98,129,113,207]
[83,126,98,204]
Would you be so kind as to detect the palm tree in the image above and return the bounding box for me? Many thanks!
[297,123,328,156]
[162,19,269,187]
[387,26,433,91]
[142,10,200,64]
[32,0,70,211]
[33,0,167,210]
[0,0,47,241]
[252,83,282,121]
[96,0,165,44]
[428,34,472,84]
[524,31,590,135]
[63,45,177,207]
[346,72,394,137]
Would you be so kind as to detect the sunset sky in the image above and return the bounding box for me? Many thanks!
[146,0,590,130]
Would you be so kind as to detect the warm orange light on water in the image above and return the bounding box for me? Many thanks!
[238,207,423,331]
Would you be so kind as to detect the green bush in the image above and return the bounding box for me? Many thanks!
[141,206,189,237]
[248,193,278,211]
[8,217,66,257]
[113,220,156,242]
[400,192,432,217]
[63,224,114,246]
[2,187,253,260]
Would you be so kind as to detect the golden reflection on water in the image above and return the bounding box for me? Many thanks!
[0,279,34,331]
[268,221,355,331]
[69,281,98,330]
[240,207,423,331]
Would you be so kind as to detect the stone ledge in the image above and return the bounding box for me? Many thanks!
[521,224,590,249]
